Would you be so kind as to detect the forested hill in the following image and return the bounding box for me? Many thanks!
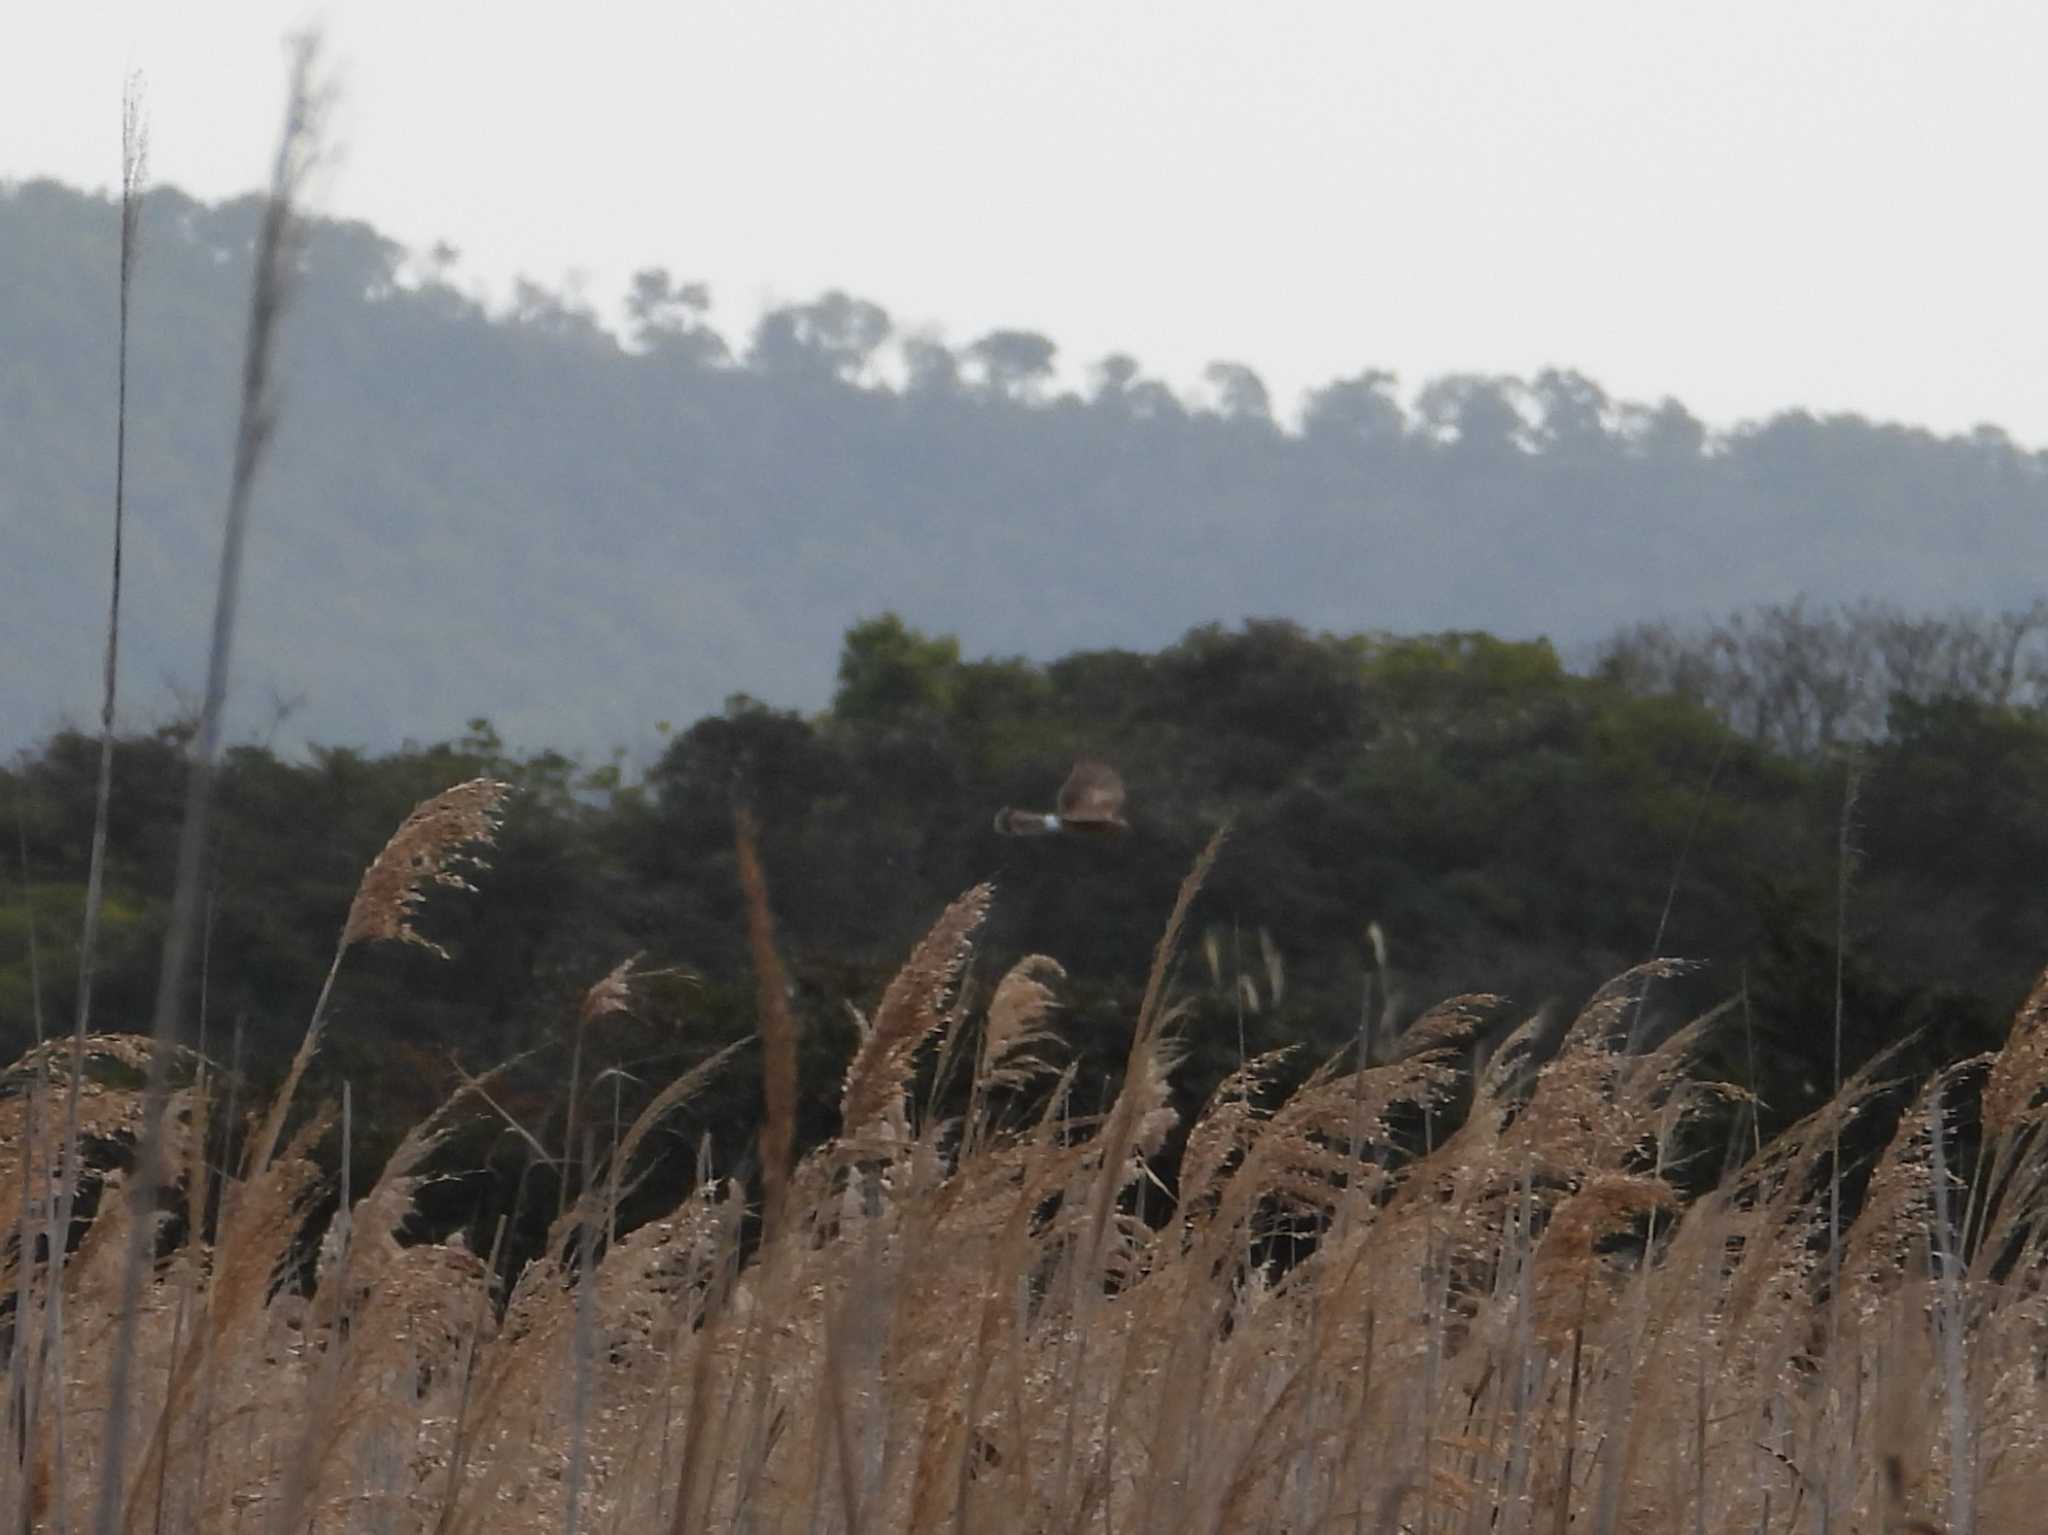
[7,176,2048,757]
[8,614,2046,1204]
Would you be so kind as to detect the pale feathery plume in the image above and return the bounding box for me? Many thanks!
[1983,965,2048,1139]
[979,954,1066,1093]
[247,778,511,1190]
[577,953,641,1030]
[342,777,512,957]
[841,884,993,1146]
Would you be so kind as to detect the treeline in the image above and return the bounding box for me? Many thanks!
[5,613,2043,1228]
[9,177,2048,757]
[1596,598,2048,757]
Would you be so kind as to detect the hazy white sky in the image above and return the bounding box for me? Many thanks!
[6,2,2045,442]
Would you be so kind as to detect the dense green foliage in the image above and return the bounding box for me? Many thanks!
[8,177,2048,759]
[3,617,2035,1239]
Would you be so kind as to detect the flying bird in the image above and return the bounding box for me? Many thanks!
[994,760,1129,838]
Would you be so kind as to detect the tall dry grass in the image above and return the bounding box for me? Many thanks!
[14,31,2046,1534]
[5,804,2048,1533]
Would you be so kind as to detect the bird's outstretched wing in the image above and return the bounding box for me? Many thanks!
[1056,760,1127,826]
[994,807,1059,836]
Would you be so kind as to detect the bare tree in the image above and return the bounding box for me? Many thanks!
[1593,598,2048,756]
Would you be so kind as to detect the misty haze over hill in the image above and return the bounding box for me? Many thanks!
[5,178,2043,759]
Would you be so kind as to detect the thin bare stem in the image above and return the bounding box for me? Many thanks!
[92,40,324,1535]
[39,73,147,1535]
[72,72,148,1050]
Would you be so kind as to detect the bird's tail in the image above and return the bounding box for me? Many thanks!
[994,808,1058,837]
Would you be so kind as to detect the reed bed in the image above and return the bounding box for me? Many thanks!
[25,29,2048,1534]
[4,795,2048,1535]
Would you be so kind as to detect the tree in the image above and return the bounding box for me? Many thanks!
[625,267,729,366]
[1091,353,1141,398]
[1528,368,1612,461]
[508,276,607,345]
[1085,353,1182,421]
[1591,599,2048,757]
[1415,375,1524,461]
[967,329,1057,401]
[647,696,841,853]
[903,336,961,395]
[1302,370,1404,450]
[1158,620,1368,772]
[1621,397,1707,462]
[304,217,405,301]
[749,291,891,382]
[832,614,962,727]
[1203,361,1272,422]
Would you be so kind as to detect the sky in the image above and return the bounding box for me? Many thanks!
[5,2,2047,444]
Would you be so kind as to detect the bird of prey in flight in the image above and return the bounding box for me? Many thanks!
[994,760,1129,838]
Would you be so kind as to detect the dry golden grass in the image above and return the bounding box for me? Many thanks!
[7,819,2048,1534]
[735,805,797,1243]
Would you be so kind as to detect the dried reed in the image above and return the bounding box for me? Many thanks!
[11,880,2048,1534]
[735,806,797,1243]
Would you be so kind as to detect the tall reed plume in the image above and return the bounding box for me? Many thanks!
[10,814,2048,1531]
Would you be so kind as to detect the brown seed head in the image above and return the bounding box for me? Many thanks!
[577,953,642,1029]
[342,778,511,958]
